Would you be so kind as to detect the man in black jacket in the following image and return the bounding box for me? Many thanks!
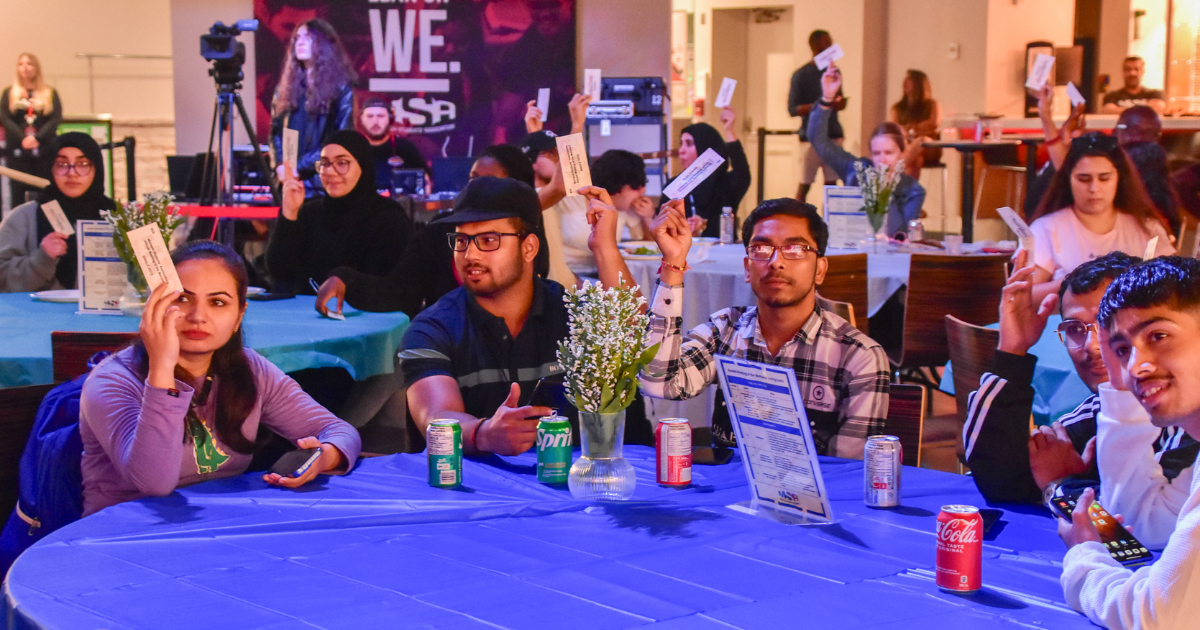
[963,251,1197,505]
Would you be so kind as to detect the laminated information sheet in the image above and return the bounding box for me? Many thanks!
[824,186,872,247]
[715,355,834,522]
[76,220,127,315]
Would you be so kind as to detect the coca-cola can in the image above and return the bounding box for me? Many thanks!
[864,435,902,507]
[656,418,692,486]
[936,505,983,592]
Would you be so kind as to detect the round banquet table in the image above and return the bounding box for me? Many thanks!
[3,447,1101,630]
[0,293,410,388]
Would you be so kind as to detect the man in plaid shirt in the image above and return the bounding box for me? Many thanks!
[637,198,890,458]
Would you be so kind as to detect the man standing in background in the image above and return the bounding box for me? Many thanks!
[788,29,846,202]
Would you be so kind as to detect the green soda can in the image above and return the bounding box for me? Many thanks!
[427,418,462,488]
[536,415,572,485]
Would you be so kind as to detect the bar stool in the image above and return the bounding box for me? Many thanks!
[919,162,950,234]
[973,145,1025,222]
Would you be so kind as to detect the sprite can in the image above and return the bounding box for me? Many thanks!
[536,415,572,484]
[427,418,462,488]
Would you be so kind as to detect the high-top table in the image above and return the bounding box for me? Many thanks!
[921,140,1022,243]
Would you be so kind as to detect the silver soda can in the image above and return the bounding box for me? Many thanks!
[864,435,902,507]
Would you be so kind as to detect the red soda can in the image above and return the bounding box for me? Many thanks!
[935,505,983,592]
[656,418,692,486]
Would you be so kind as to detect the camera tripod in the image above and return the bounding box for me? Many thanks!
[197,80,273,242]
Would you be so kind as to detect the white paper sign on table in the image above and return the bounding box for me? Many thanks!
[715,355,834,523]
[662,148,726,200]
[1025,53,1056,91]
[40,200,75,236]
[1143,236,1159,261]
[76,220,126,315]
[814,43,844,71]
[282,128,299,174]
[127,224,183,294]
[824,186,872,247]
[997,206,1035,253]
[536,88,550,122]
[584,69,602,101]
[1066,82,1086,106]
[714,78,737,108]
[555,133,592,196]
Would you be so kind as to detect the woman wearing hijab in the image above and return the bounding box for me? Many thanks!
[0,132,114,292]
[266,130,413,295]
[659,107,752,239]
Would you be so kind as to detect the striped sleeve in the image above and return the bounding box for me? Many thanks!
[962,351,1044,504]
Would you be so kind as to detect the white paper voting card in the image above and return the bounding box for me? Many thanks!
[824,186,872,247]
[584,69,602,101]
[1067,82,1086,106]
[127,223,183,294]
[76,220,126,314]
[1025,54,1055,91]
[662,148,726,200]
[536,88,550,122]
[283,128,299,173]
[997,206,1035,253]
[41,200,75,236]
[1143,236,1159,261]
[814,43,844,71]
[714,78,737,108]
[555,133,592,196]
[715,355,834,522]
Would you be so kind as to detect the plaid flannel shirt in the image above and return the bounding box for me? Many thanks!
[639,281,890,459]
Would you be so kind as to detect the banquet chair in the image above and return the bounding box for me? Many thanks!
[816,295,856,329]
[51,332,139,383]
[0,384,56,521]
[884,383,925,467]
[889,254,1007,384]
[944,316,1000,427]
[820,253,869,334]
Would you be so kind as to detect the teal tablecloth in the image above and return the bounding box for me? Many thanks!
[940,315,1093,426]
[0,293,410,388]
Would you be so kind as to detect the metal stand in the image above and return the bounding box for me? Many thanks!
[198,83,271,244]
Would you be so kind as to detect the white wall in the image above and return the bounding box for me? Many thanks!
[1129,0,1168,89]
[886,0,989,120]
[1098,0,1131,90]
[0,0,173,120]
[985,0,1076,116]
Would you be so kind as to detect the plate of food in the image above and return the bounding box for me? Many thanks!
[693,236,721,245]
[619,241,662,260]
[247,286,267,296]
[31,289,81,303]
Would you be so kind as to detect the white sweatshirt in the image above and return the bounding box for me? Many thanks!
[1062,462,1200,629]
[1097,385,1194,549]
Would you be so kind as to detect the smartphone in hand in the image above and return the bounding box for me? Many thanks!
[1052,494,1152,564]
[269,448,323,478]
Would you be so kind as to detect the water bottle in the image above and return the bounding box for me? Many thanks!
[720,207,735,244]
[907,219,925,243]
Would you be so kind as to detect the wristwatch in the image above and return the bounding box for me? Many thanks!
[1042,477,1067,509]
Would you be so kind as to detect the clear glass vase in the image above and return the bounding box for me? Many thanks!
[118,263,149,317]
[568,410,637,501]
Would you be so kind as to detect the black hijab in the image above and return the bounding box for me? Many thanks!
[37,132,116,288]
[669,123,730,234]
[320,129,377,212]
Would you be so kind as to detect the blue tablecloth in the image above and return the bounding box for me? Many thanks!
[941,315,1093,426]
[5,447,1098,629]
[0,293,410,388]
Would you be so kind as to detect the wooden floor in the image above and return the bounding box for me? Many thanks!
[919,385,964,474]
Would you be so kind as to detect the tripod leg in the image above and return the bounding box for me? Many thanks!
[231,93,275,202]
[199,95,221,205]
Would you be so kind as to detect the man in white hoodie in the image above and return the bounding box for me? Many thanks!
[1061,256,1200,628]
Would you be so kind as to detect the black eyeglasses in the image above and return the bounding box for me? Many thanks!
[447,231,525,252]
[746,243,819,261]
[1057,319,1099,350]
[52,160,94,176]
[315,158,355,175]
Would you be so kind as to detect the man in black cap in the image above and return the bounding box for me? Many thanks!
[358,97,428,192]
[399,176,640,455]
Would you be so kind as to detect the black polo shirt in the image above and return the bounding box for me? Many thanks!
[398,278,567,420]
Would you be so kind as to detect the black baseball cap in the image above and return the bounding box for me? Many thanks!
[518,130,558,163]
[433,176,543,231]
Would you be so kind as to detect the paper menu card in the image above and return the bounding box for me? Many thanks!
[555,133,592,196]
[824,186,872,248]
[126,223,183,294]
[814,43,844,71]
[76,220,126,315]
[584,69,602,101]
[536,88,550,122]
[1066,82,1086,106]
[997,206,1034,253]
[283,128,299,174]
[1025,53,1055,91]
[662,148,726,200]
[41,200,75,236]
[714,78,737,108]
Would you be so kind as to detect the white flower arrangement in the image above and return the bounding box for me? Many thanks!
[102,192,184,291]
[557,277,659,414]
[854,159,905,233]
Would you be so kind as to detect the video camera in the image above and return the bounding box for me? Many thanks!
[200,20,258,88]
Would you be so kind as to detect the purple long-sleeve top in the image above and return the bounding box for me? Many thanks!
[79,346,361,516]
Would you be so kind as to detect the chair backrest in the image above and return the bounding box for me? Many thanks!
[51,332,138,383]
[816,295,856,329]
[0,385,55,521]
[884,383,925,467]
[944,315,1000,428]
[895,254,1007,368]
[821,253,869,334]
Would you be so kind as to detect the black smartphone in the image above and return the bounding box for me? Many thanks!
[269,448,322,478]
[1052,495,1152,564]
[247,292,295,302]
[692,446,734,466]
[523,376,565,414]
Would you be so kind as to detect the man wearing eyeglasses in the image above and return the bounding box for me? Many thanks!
[636,198,890,458]
[963,251,1195,546]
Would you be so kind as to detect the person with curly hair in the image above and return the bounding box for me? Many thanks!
[269,19,357,197]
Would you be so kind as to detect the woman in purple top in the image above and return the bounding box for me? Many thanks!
[79,241,361,516]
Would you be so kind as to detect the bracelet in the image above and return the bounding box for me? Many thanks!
[818,98,834,107]
[1045,136,1062,147]
[658,260,692,275]
[471,416,489,451]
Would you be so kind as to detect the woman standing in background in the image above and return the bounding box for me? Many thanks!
[0,54,62,206]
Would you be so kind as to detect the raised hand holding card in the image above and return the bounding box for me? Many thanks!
[1025,54,1055,91]
[555,133,592,196]
[1066,82,1086,107]
[662,148,726,200]
[814,43,844,71]
[41,200,75,236]
[536,88,550,122]
[714,78,737,108]
[997,206,1035,253]
[127,224,183,294]
[283,128,299,175]
[584,69,602,101]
